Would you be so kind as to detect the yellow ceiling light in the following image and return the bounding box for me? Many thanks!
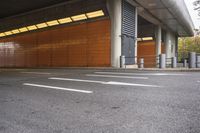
[12,29,20,34]
[0,33,5,37]
[4,31,13,36]
[47,20,59,26]
[71,14,87,21]
[27,25,37,31]
[142,37,153,41]
[86,10,104,18]
[58,17,72,24]
[19,27,28,32]
[36,23,48,29]
[137,38,142,41]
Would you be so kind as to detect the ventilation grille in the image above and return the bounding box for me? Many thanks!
[122,0,136,37]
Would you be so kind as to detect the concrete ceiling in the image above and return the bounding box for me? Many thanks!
[131,0,195,37]
[0,0,71,19]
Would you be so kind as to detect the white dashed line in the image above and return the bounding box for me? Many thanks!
[21,72,51,75]
[105,81,160,87]
[95,72,186,76]
[49,77,161,88]
[197,81,200,83]
[49,78,105,84]
[23,83,93,94]
[86,74,148,79]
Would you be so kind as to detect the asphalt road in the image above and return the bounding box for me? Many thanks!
[0,68,200,133]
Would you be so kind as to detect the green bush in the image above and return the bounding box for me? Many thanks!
[178,36,200,62]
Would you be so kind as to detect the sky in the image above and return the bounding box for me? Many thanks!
[184,0,200,29]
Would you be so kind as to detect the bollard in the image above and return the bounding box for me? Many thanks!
[183,59,187,68]
[171,57,177,68]
[188,52,196,68]
[139,58,144,69]
[159,54,166,69]
[196,55,200,68]
[120,55,125,68]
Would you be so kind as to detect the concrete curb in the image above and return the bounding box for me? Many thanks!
[0,67,200,72]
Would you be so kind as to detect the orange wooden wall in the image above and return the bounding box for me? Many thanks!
[137,41,165,68]
[0,19,111,67]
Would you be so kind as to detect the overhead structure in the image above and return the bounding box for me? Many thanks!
[0,0,194,68]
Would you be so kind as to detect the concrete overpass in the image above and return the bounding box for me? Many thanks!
[0,0,194,68]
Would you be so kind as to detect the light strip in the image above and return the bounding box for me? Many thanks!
[58,17,72,24]
[36,23,48,29]
[142,37,153,41]
[86,10,104,18]
[0,33,5,37]
[47,20,59,26]
[12,29,20,34]
[27,25,37,31]
[137,38,142,41]
[4,31,13,36]
[0,10,105,38]
[71,14,87,21]
[19,27,28,33]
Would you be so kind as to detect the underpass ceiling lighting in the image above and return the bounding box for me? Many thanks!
[71,14,87,21]
[0,10,105,38]
[86,10,104,18]
[47,20,59,26]
[0,33,5,37]
[58,17,72,24]
[4,31,13,36]
[27,25,37,31]
[142,37,153,41]
[36,23,48,29]
[19,27,28,32]
[12,29,20,34]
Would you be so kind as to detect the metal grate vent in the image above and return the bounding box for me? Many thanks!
[122,0,136,37]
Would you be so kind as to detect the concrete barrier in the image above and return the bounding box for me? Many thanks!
[189,52,196,68]
[159,54,166,69]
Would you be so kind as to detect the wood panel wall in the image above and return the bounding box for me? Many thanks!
[0,19,111,67]
[137,41,165,68]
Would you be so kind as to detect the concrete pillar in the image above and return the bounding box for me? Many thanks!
[155,26,162,56]
[107,0,122,68]
[165,31,176,59]
[165,31,171,59]
[134,8,138,64]
[155,26,162,67]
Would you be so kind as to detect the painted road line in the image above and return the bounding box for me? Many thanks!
[21,72,52,75]
[49,77,161,88]
[197,81,200,83]
[23,83,93,94]
[105,81,160,87]
[86,74,148,79]
[95,72,186,76]
[49,77,105,84]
